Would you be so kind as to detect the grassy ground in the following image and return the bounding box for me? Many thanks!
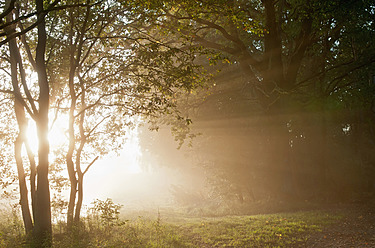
[0,207,343,247]
[167,211,341,247]
[54,210,340,248]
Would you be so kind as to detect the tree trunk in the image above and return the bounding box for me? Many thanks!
[74,89,86,224]
[66,67,77,229]
[33,0,52,245]
[34,118,52,246]
[6,10,34,235]
[74,173,84,223]
[25,140,37,224]
[14,136,34,234]
[263,0,284,89]
[66,5,80,228]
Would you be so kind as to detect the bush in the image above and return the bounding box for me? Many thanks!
[0,205,25,248]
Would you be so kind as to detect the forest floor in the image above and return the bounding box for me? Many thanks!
[122,201,375,247]
[302,202,375,248]
[2,199,374,247]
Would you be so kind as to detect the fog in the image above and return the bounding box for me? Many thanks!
[83,128,206,212]
[82,106,375,216]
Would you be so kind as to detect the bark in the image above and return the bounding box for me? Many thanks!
[11,69,34,235]
[74,171,84,223]
[5,10,34,235]
[261,1,312,199]
[25,140,37,223]
[263,0,284,89]
[285,17,312,90]
[66,5,80,227]
[34,118,52,247]
[14,136,33,234]
[74,84,86,224]
[33,0,52,245]
[66,3,92,227]
[66,43,78,229]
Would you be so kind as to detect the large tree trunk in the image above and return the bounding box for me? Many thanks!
[34,117,52,246]
[33,0,52,245]
[260,1,311,200]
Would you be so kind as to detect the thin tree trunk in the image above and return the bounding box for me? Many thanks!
[74,86,86,223]
[66,59,78,229]
[25,140,37,223]
[6,10,34,235]
[74,172,84,223]
[66,5,80,228]
[14,137,33,233]
[67,5,91,221]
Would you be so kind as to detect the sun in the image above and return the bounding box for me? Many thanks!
[25,113,69,154]
[25,113,143,173]
[25,120,38,153]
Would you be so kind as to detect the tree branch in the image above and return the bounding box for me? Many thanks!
[0,0,61,47]
[82,156,99,175]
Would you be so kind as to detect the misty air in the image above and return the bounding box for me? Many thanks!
[0,0,374,247]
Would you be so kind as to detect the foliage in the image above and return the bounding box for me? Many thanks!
[0,100,18,200]
[134,0,375,203]
[89,198,122,228]
[1,0,375,245]
[0,206,25,248]
[1,0,210,238]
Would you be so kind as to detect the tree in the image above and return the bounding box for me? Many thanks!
[1,0,67,245]
[45,0,207,230]
[132,0,375,201]
[5,11,34,235]
[1,1,207,244]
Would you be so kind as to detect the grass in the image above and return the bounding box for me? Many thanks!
[164,211,341,248]
[0,208,342,248]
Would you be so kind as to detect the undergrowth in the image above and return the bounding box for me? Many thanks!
[0,202,342,248]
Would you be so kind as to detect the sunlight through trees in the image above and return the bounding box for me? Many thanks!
[0,0,374,247]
